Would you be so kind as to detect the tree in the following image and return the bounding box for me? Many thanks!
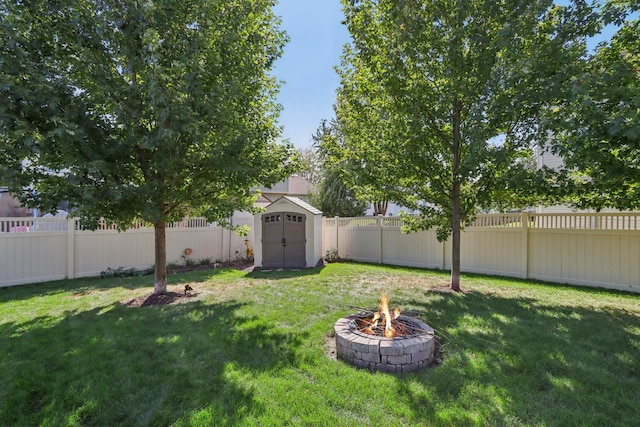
[542,9,640,210]
[295,147,322,186]
[307,119,368,217]
[337,0,601,291]
[0,0,294,293]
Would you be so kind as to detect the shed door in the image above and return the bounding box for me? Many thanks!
[262,212,306,268]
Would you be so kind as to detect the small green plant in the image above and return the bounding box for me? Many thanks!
[324,248,339,263]
[166,262,179,270]
[99,266,150,278]
[198,258,212,266]
[141,267,154,276]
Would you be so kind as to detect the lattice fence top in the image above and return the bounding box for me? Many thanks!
[0,216,249,233]
[323,212,640,231]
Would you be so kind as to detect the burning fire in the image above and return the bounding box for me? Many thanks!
[361,292,403,338]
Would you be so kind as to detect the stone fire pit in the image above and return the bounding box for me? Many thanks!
[334,314,436,373]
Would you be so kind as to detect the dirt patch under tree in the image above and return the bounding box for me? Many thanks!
[123,261,253,307]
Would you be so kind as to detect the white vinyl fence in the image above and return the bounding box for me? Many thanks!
[0,216,254,287]
[322,212,640,294]
[3,212,640,293]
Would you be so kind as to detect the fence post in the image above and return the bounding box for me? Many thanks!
[442,239,447,271]
[521,212,529,279]
[378,214,383,264]
[334,216,339,258]
[67,217,75,279]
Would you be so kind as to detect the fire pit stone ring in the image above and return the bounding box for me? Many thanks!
[334,314,436,373]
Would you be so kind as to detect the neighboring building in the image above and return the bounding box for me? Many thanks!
[535,145,576,213]
[535,145,629,214]
[535,145,565,172]
[254,175,311,208]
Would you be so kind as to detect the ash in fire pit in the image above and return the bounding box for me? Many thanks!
[334,292,436,373]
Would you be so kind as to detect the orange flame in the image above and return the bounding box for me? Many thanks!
[379,292,401,337]
[355,292,404,337]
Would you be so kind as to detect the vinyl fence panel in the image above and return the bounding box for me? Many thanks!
[528,229,640,292]
[0,216,255,287]
[380,223,443,269]
[0,232,68,286]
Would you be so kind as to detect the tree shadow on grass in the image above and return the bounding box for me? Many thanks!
[390,291,640,426]
[0,267,256,303]
[0,275,161,303]
[245,266,325,280]
[0,299,306,426]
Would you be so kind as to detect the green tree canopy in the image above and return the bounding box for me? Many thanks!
[295,147,322,186]
[307,119,368,217]
[336,0,603,290]
[0,0,294,293]
[542,6,640,210]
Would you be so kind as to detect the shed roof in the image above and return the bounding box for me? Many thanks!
[268,196,322,216]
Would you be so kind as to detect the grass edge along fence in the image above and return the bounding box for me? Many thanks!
[322,212,640,294]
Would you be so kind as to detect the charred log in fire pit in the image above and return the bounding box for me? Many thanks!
[353,313,432,337]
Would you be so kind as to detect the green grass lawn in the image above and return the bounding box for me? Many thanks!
[1,263,639,426]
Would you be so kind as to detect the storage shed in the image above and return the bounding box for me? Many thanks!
[254,196,322,269]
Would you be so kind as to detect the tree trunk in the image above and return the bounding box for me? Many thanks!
[154,219,167,294]
[374,200,388,216]
[450,99,462,291]
[451,183,462,291]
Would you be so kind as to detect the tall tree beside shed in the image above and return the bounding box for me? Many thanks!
[336,0,602,291]
[0,0,294,293]
[308,119,368,217]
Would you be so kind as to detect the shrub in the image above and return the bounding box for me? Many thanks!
[324,248,340,263]
[99,266,152,278]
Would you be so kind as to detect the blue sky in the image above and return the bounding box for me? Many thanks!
[272,0,349,149]
[271,1,634,150]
